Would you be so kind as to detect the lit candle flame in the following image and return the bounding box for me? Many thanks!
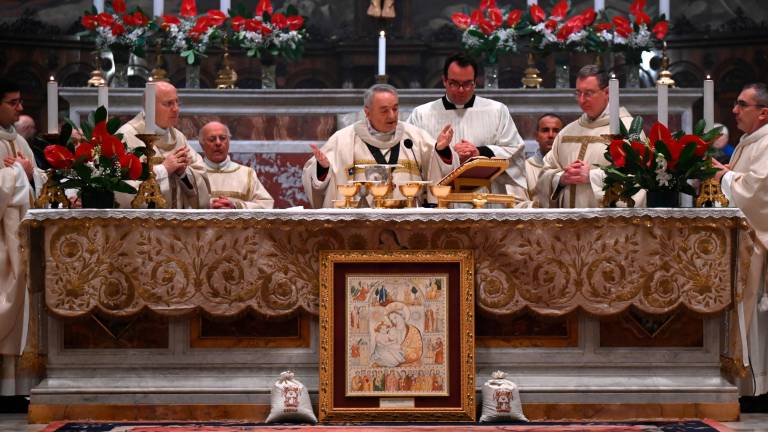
[380,30,385,37]
[706,74,711,80]
[49,76,55,81]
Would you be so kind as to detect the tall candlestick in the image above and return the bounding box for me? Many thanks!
[145,80,157,134]
[657,83,669,127]
[378,31,386,76]
[153,0,163,17]
[220,0,230,14]
[609,74,619,135]
[659,0,670,18]
[97,84,108,111]
[93,0,104,13]
[47,77,58,134]
[594,0,605,11]
[704,75,714,130]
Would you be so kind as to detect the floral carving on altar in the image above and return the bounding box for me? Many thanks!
[35,212,736,319]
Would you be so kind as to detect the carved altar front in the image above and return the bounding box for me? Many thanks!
[23,208,744,422]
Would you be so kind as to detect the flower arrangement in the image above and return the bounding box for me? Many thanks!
[611,0,669,64]
[81,0,152,57]
[230,0,307,61]
[526,0,570,53]
[43,107,148,206]
[602,118,721,202]
[451,0,529,64]
[159,0,226,64]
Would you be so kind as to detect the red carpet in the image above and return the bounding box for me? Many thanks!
[42,419,732,432]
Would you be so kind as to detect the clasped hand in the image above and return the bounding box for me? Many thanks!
[163,146,190,176]
[559,160,590,185]
[3,152,33,180]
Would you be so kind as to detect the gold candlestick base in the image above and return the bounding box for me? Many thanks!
[150,40,169,82]
[656,41,675,87]
[375,74,388,84]
[87,51,107,87]
[131,134,167,209]
[696,178,729,207]
[216,40,238,89]
[522,53,542,89]
[36,172,71,209]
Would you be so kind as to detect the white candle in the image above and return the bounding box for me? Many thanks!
[145,80,157,134]
[609,74,619,135]
[93,0,104,13]
[657,83,669,127]
[220,0,230,14]
[378,31,386,76]
[659,0,670,18]
[97,84,108,112]
[47,77,58,134]
[704,75,714,130]
[594,0,605,11]
[153,0,163,17]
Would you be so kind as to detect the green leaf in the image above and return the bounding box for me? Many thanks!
[94,106,107,124]
[59,122,73,148]
[619,120,629,137]
[106,117,121,135]
[114,181,138,194]
[701,126,723,143]
[74,163,92,181]
[81,121,93,142]
[629,116,644,136]
[286,5,298,15]
[693,119,705,136]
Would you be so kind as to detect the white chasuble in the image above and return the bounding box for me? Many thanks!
[205,158,274,209]
[302,121,459,209]
[117,113,210,208]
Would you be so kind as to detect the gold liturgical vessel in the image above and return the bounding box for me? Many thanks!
[131,134,167,208]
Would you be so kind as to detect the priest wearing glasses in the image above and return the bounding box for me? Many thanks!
[302,84,458,208]
[408,53,530,206]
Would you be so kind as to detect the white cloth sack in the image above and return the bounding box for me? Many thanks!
[479,371,528,422]
[265,371,317,424]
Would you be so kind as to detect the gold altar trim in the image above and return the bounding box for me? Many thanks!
[29,213,738,319]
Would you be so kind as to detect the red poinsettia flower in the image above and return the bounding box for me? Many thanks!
[630,141,650,165]
[488,7,503,28]
[271,12,287,29]
[652,21,669,39]
[609,139,627,168]
[75,142,95,161]
[649,122,673,150]
[679,134,709,158]
[451,12,471,30]
[190,16,212,39]
[551,0,568,21]
[666,138,684,169]
[100,134,125,158]
[122,12,149,27]
[581,8,596,26]
[230,16,246,31]
[44,145,75,169]
[160,15,181,29]
[287,15,304,31]
[594,22,612,32]
[544,19,558,32]
[633,11,650,26]
[96,12,115,27]
[479,0,496,10]
[119,153,142,180]
[244,18,263,32]
[180,0,197,17]
[82,14,98,30]
[92,120,109,141]
[629,0,646,16]
[255,0,273,16]
[506,10,523,27]
[112,0,126,14]
[612,16,632,37]
[206,9,227,26]
[111,22,125,36]
[478,17,494,35]
[530,4,546,24]
[470,9,484,25]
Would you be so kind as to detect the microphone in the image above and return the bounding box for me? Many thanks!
[403,139,422,175]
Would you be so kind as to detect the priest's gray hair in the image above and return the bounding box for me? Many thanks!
[743,83,768,106]
[198,121,232,142]
[363,84,398,108]
[577,64,609,89]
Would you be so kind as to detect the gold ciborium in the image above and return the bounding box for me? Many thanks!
[429,184,452,209]
[472,193,488,209]
[369,182,392,209]
[336,183,360,209]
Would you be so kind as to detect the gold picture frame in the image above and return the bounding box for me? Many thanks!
[318,249,475,422]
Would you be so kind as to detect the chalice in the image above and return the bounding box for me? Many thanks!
[429,184,452,209]
[397,181,430,208]
[369,182,392,209]
[336,183,360,209]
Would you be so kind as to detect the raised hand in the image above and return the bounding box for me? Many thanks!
[309,143,330,168]
[435,124,454,151]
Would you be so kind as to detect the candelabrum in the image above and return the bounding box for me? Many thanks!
[131,134,167,208]
[150,40,169,82]
[656,41,675,87]
[695,178,729,207]
[86,51,107,87]
[215,39,238,89]
[522,53,543,89]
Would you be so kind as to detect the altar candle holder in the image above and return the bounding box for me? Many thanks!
[656,41,675,87]
[131,134,167,209]
[86,51,107,87]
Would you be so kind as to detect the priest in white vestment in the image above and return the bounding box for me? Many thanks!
[303,84,459,208]
[714,82,768,396]
[117,81,210,208]
[407,53,529,205]
[200,121,274,209]
[537,65,645,208]
[0,78,43,395]
[525,113,563,205]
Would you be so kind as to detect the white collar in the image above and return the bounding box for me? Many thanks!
[204,156,232,170]
[0,124,18,141]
